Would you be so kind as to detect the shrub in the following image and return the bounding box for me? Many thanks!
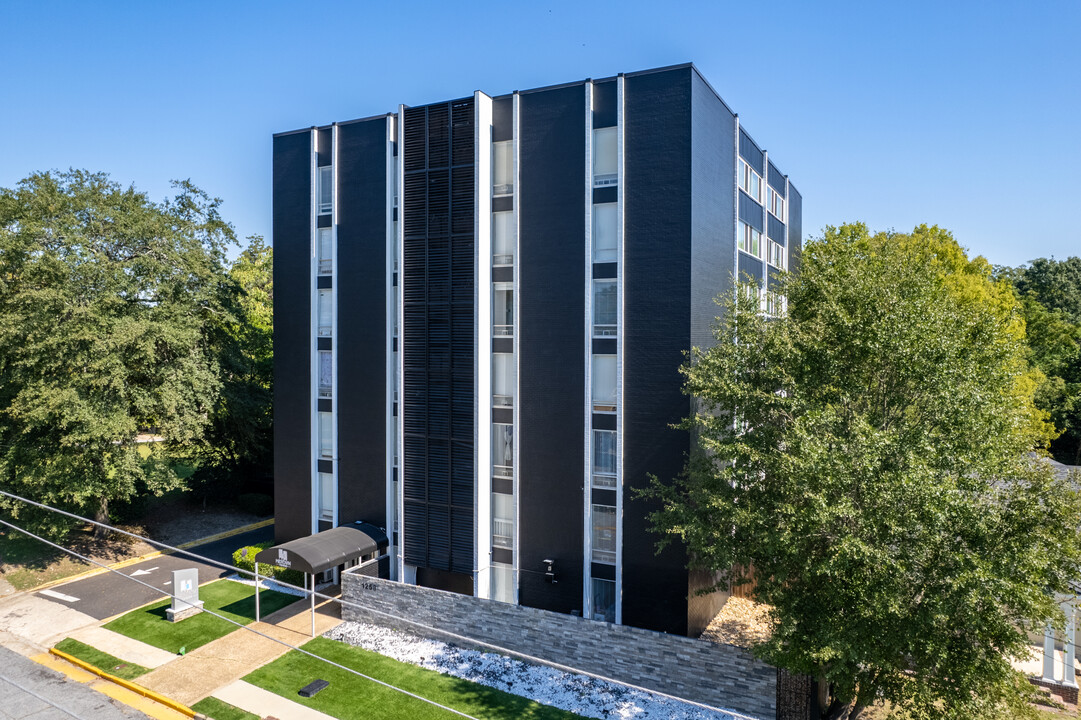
[232,542,304,588]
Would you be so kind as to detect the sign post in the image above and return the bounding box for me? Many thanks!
[166,568,203,622]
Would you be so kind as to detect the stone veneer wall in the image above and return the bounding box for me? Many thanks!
[340,573,777,720]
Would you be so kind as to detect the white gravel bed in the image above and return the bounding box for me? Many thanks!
[326,621,759,720]
[224,572,329,598]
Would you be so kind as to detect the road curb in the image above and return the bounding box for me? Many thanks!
[25,519,274,594]
[47,647,196,717]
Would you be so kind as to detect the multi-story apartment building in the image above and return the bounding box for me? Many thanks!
[272,63,801,636]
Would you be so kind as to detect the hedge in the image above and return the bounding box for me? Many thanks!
[232,542,305,588]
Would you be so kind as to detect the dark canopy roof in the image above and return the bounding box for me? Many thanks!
[254,522,388,575]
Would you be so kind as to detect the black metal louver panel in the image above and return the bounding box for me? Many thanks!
[401,97,477,574]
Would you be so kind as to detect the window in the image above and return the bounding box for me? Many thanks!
[492,493,514,549]
[738,221,761,257]
[318,228,333,275]
[491,563,515,604]
[318,472,334,521]
[593,280,617,336]
[767,239,786,269]
[738,159,762,203]
[591,504,617,564]
[392,220,399,270]
[592,430,617,487]
[392,420,398,466]
[769,187,785,220]
[493,141,513,196]
[593,128,617,185]
[493,283,513,336]
[592,355,617,412]
[492,423,513,477]
[318,289,333,336]
[766,290,786,317]
[592,203,617,263]
[492,353,516,408]
[318,166,333,214]
[319,350,332,398]
[319,412,333,458]
[492,211,515,266]
[591,578,615,623]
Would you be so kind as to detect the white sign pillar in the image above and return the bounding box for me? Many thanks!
[1065,603,1078,688]
[1044,621,1057,683]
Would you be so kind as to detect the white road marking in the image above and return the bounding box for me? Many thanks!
[39,589,79,603]
[163,581,172,586]
[130,566,159,577]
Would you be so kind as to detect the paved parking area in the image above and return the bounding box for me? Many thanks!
[33,524,274,620]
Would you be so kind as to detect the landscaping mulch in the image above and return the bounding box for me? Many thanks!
[699,597,773,649]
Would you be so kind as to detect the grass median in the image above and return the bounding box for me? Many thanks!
[53,637,150,681]
[104,579,296,654]
[244,636,582,720]
[190,696,260,720]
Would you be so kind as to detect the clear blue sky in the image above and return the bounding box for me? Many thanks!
[1,1,1077,267]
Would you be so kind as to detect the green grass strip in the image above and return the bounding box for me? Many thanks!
[243,636,582,720]
[53,638,150,681]
[191,696,260,720]
[104,579,297,654]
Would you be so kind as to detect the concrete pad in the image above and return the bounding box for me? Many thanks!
[0,594,98,648]
[215,679,337,720]
[138,595,342,706]
[69,626,177,669]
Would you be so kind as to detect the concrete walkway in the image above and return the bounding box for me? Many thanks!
[67,626,177,669]
[215,680,337,720]
[138,592,343,706]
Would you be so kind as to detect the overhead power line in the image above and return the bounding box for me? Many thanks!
[0,488,750,719]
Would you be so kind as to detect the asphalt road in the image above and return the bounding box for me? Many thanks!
[0,646,151,719]
[34,524,274,621]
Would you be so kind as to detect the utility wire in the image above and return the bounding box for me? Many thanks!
[0,670,82,719]
[0,515,480,720]
[0,488,751,719]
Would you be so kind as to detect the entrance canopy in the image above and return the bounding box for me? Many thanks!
[255,522,388,576]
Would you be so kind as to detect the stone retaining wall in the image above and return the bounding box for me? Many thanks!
[341,573,777,719]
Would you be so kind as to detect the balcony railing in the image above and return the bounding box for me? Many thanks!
[318,385,332,399]
[493,394,513,408]
[493,464,513,478]
[493,253,513,267]
[493,183,513,197]
[493,325,513,337]
[592,401,617,413]
[592,473,617,488]
[592,324,617,337]
[592,548,616,564]
[493,519,514,548]
[318,326,332,338]
[318,259,333,275]
[593,174,618,188]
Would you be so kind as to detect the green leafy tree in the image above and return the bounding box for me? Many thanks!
[646,223,1081,719]
[1003,258,1081,465]
[0,170,236,536]
[187,235,273,502]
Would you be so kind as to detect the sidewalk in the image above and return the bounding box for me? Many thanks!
[138,590,343,706]
[68,626,177,669]
[216,680,338,720]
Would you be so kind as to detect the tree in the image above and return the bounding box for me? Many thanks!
[186,235,273,502]
[646,223,1081,719]
[1015,256,1081,326]
[1002,259,1081,465]
[0,170,236,536]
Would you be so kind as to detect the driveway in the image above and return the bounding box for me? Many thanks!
[31,524,273,621]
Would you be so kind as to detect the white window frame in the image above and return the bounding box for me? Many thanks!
[493,140,513,196]
[738,159,763,204]
[592,279,618,337]
[738,221,761,258]
[592,127,618,186]
[591,429,617,488]
[318,166,333,215]
[591,504,617,564]
[592,203,618,263]
[769,187,785,221]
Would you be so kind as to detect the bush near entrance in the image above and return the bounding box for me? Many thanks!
[232,541,305,587]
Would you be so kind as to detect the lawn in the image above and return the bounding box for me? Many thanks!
[191,696,259,720]
[244,636,582,720]
[53,638,150,681]
[104,579,297,654]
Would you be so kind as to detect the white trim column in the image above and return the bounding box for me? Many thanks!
[385,113,399,581]
[475,91,494,600]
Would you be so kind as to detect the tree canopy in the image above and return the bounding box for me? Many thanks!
[0,170,237,534]
[647,223,1081,719]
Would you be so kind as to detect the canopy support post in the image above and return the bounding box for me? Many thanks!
[255,564,261,622]
[310,573,316,638]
